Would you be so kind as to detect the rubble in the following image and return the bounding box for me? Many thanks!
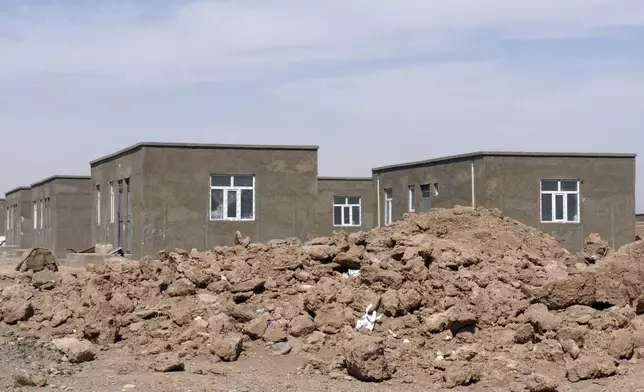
[51,338,96,364]
[2,207,644,388]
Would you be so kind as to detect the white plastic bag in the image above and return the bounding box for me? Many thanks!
[355,304,382,331]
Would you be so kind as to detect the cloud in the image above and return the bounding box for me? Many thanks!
[2,0,644,83]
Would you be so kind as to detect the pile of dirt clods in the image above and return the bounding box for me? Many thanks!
[2,206,644,390]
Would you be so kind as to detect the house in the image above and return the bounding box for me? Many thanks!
[4,186,33,249]
[636,214,644,240]
[0,198,5,239]
[372,151,636,252]
[90,142,375,259]
[29,175,92,256]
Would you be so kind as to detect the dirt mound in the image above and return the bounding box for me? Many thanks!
[2,206,644,388]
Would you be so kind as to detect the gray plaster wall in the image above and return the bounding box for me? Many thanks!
[4,189,33,248]
[316,178,374,236]
[28,178,92,257]
[373,158,476,226]
[140,146,319,258]
[30,183,50,248]
[480,155,636,251]
[0,199,5,238]
[91,147,145,255]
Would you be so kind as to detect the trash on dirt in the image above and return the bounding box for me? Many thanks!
[347,269,360,277]
[355,304,382,331]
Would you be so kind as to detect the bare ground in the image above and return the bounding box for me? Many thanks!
[2,332,644,392]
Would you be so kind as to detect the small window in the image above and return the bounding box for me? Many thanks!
[333,196,361,226]
[210,175,255,221]
[384,189,393,225]
[540,179,580,223]
[408,186,415,212]
[33,202,37,229]
[420,184,431,213]
[109,182,115,223]
[40,201,43,229]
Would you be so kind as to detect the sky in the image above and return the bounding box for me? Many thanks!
[1,1,644,210]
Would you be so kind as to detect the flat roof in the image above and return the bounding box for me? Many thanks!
[318,176,372,181]
[5,186,31,197]
[372,151,637,172]
[90,141,320,166]
[30,175,91,189]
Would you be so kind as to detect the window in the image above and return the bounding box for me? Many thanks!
[96,185,101,224]
[5,207,8,230]
[408,186,415,212]
[110,182,115,223]
[420,184,431,213]
[384,189,393,225]
[333,197,361,226]
[540,179,580,223]
[210,175,255,220]
[40,201,43,229]
[46,198,50,228]
[33,201,37,229]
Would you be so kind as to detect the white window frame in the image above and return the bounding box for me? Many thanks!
[109,182,115,223]
[33,201,37,229]
[96,185,101,225]
[408,185,415,212]
[209,175,256,221]
[384,188,393,225]
[540,179,580,223]
[333,197,362,227]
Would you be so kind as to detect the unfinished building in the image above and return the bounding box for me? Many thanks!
[4,187,33,249]
[90,142,375,259]
[0,198,5,239]
[29,175,92,257]
[373,151,636,252]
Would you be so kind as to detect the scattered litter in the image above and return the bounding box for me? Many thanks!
[347,269,360,277]
[387,330,398,338]
[266,319,276,328]
[403,339,410,344]
[355,304,382,331]
[255,308,265,314]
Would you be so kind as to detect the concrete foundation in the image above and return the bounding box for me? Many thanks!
[64,253,108,268]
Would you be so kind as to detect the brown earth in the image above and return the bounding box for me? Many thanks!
[2,206,644,391]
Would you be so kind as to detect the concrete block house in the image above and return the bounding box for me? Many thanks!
[90,142,376,259]
[4,187,33,249]
[29,175,92,256]
[0,198,5,239]
[372,151,636,252]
